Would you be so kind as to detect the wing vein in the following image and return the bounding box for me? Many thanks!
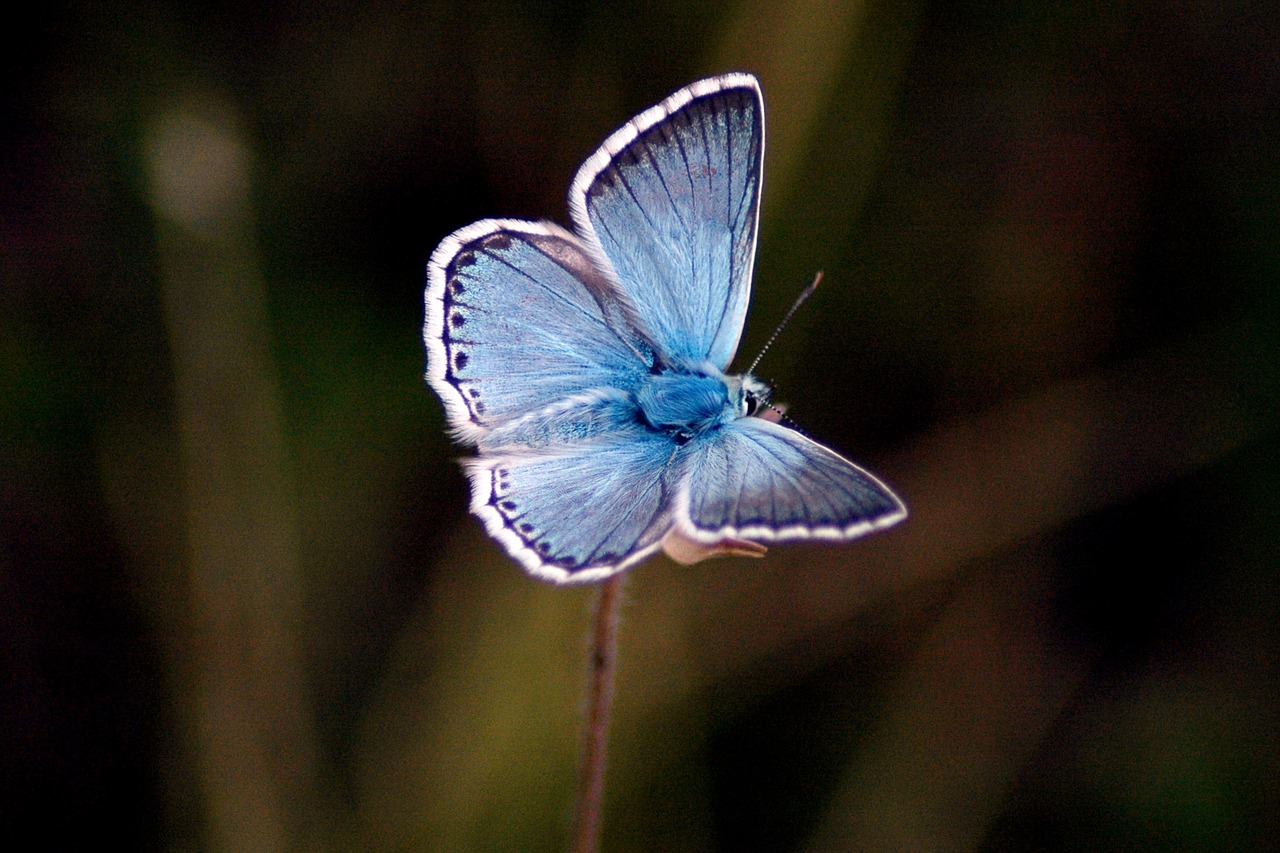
[613,163,663,239]
[482,246,609,332]
[644,128,688,234]
[739,428,832,525]
[583,467,665,567]
[696,98,715,203]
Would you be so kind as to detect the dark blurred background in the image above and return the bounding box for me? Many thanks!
[3,1,1277,850]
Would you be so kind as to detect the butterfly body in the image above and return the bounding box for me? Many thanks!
[635,363,762,440]
[425,74,906,584]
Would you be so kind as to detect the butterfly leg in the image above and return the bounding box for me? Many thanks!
[661,526,768,564]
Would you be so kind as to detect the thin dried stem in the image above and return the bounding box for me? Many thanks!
[571,575,626,853]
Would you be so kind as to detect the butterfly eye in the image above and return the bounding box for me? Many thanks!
[742,390,760,417]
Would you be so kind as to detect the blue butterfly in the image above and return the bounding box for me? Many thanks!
[424,73,906,584]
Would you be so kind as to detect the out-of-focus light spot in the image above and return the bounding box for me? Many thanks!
[143,107,250,235]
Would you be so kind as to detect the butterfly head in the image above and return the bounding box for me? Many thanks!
[734,373,772,418]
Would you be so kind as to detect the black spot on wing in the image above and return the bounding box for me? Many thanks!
[452,250,477,272]
[481,232,513,252]
[482,471,584,570]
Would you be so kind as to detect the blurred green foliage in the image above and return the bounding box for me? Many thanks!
[3,1,1277,850]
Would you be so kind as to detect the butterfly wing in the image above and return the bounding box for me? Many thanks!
[569,74,763,369]
[466,417,679,584]
[675,417,907,544]
[425,219,656,444]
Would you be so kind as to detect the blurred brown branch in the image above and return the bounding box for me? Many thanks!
[144,101,333,853]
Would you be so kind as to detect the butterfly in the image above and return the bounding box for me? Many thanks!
[424,73,906,584]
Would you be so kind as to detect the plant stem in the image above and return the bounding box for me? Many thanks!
[571,574,625,853]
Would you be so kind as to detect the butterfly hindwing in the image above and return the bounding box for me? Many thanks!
[466,420,678,583]
[676,417,907,543]
[570,74,763,369]
[425,220,653,443]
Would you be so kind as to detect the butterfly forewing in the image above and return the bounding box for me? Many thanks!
[570,74,763,370]
[425,220,651,442]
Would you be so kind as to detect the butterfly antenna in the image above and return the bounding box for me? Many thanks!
[777,411,808,435]
[747,271,823,375]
